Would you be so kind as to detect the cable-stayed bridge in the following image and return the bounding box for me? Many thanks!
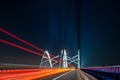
[0,27,120,80]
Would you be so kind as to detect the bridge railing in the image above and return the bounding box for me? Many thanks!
[84,65,120,73]
[81,65,120,80]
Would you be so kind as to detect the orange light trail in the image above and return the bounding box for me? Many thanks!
[0,68,75,80]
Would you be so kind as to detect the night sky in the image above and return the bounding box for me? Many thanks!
[0,0,120,67]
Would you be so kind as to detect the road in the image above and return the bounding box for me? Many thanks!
[0,68,73,80]
[36,70,97,80]
[0,68,97,80]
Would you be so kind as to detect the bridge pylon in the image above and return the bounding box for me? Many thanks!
[40,50,60,68]
[60,49,80,69]
[62,49,68,68]
[39,50,53,68]
[40,49,80,69]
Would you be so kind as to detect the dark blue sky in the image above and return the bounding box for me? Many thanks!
[0,0,120,67]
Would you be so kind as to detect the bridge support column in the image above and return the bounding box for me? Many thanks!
[78,50,80,69]
[63,49,68,68]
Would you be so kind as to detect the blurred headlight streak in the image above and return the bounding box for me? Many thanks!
[0,68,75,79]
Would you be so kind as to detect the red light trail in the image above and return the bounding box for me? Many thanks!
[0,27,59,61]
[0,27,73,67]
[0,39,43,57]
[0,28,45,52]
[0,27,56,58]
[0,27,74,68]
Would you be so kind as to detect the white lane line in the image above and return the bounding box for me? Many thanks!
[81,70,97,80]
[79,70,90,80]
[52,70,73,80]
[81,74,90,80]
[77,70,82,80]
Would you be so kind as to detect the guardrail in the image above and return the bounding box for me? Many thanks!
[81,65,120,80]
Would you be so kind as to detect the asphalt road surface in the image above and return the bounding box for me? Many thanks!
[36,70,97,80]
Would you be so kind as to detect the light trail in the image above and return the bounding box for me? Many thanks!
[83,65,120,73]
[0,27,72,67]
[0,27,44,52]
[0,38,59,62]
[0,39,43,57]
[0,68,74,80]
[0,27,56,58]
